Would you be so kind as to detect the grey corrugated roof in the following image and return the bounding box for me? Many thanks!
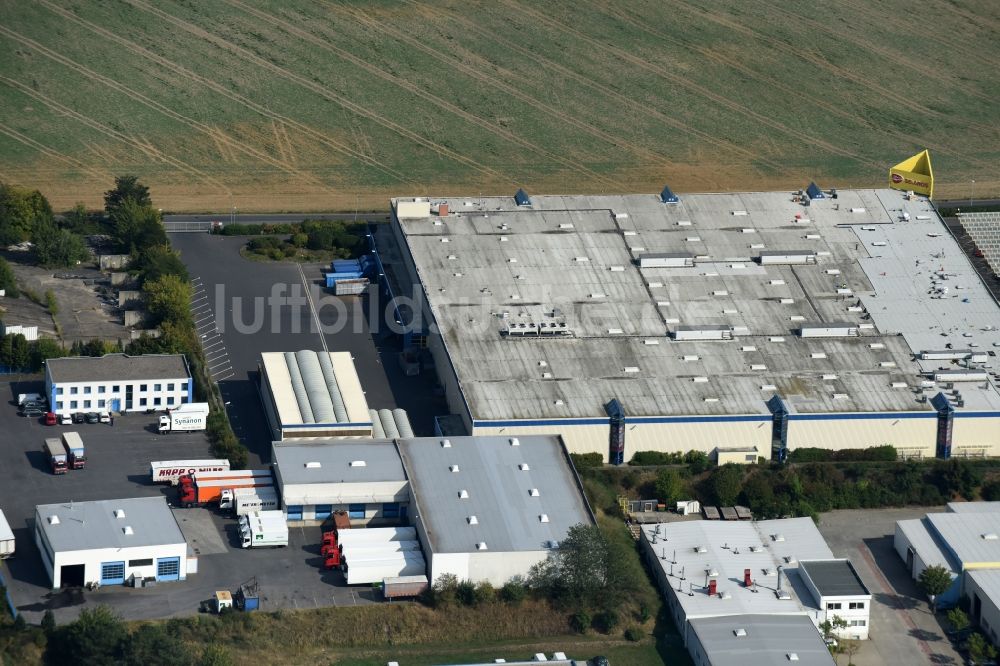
[927,512,1000,567]
[36,497,185,551]
[397,435,593,554]
[273,440,407,485]
[46,354,189,383]
[393,189,1000,421]
[798,559,871,597]
[688,614,836,666]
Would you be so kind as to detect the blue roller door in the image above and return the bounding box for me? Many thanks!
[156,557,180,581]
[315,504,332,521]
[286,505,303,521]
[100,561,125,585]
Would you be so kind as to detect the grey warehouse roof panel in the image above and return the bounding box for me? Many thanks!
[47,354,189,383]
[397,435,593,554]
[798,559,871,597]
[392,189,1000,421]
[36,497,185,551]
[273,440,407,485]
[689,614,836,666]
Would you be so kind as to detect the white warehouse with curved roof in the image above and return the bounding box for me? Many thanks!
[259,350,373,440]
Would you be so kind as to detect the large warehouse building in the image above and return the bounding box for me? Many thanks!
[396,434,594,586]
[388,189,1000,462]
[35,497,190,589]
[259,350,373,440]
[45,354,192,416]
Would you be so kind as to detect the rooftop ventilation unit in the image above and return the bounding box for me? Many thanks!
[539,514,550,523]
[672,325,733,341]
[305,461,321,468]
[823,374,838,380]
[458,489,469,499]
[757,250,817,266]
[519,463,531,471]
[349,460,366,467]
[693,376,709,383]
[510,437,520,446]
[449,465,460,473]
[468,515,478,525]
[787,654,799,662]
[529,488,540,497]
[441,439,451,448]
[48,515,59,525]
[983,533,999,540]
[114,509,126,519]
[799,322,859,338]
[476,542,488,550]
[734,628,748,637]
[624,367,640,374]
[638,252,694,268]
[772,534,785,542]
[695,545,707,553]
[123,526,134,536]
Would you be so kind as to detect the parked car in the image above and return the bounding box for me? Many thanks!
[84,412,100,424]
[72,413,86,424]
[20,404,44,417]
[59,413,72,425]
[99,412,111,424]
[45,412,58,426]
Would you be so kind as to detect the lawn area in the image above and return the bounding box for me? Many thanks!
[1,0,998,212]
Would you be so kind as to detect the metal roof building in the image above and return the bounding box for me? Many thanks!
[389,189,1000,462]
[259,351,373,440]
[34,497,189,589]
[687,614,835,666]
[271,439,409,525]
[396,434,594,586]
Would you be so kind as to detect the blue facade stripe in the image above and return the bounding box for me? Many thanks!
[285,421,374,429]
[953,412,1000,419]
[472,411,1000,428]
[186,378,193,403]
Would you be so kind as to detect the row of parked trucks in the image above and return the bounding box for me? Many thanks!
[320,521,428,592]
[43,432,86,474]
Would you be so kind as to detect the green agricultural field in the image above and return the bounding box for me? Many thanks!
[0,0,997,212]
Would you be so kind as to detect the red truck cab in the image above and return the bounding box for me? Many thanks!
[323,549,341,569]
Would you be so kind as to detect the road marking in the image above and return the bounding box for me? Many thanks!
[298,262,329,353]
[191,295,207,304]
[203,340,224,350]
[214,372,235,381]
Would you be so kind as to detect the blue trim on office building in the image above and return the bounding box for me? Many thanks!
[186,378,193,403]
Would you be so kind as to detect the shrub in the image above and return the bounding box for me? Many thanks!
[474,581,496,605]
[624,626,643,641]
[570,610,591,634]
[456,579,477,606]
[569,452,603,469]
[593,608,619,634]
[427,574,458,608]
[500,577,527,605]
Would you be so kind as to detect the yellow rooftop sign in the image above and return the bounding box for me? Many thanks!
[889,149,934,199]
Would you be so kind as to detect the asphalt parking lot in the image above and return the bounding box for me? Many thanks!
[817,508,963,666]
[170,231,445,466]
[0,380,375,623]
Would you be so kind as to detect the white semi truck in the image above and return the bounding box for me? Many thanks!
[239,510,288,549]
[149,459,230,485]
[158,402,210,433]
[0,509,14,558]
[228,487,280,516]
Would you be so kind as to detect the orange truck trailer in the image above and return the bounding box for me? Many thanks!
[179,470,274,508]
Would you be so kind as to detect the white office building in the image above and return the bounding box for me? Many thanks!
[798,559,872,640]
[45,354,192,416]
[35,497,190,589]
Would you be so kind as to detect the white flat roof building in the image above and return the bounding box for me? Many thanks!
[259,351,373,440]
[34,497,189,589]
[688,614,836,666]
[397,435,594,586]
[272,440,409,525]
[390,189,1000,462]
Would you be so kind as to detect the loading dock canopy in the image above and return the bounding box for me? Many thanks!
[806,182,825,199]
[660,185,680,203]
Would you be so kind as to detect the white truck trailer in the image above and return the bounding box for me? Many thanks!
[335,526,417,548]
[158,402,210,433]
[239,511,288,549]
[0,509,14,558]
[229,487,280,516]
[149,459,230,485]
[344,553,426,585]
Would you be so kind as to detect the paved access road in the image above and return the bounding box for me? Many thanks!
[817,508,963,666]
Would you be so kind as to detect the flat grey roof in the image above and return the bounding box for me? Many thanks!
[393,189,1000,420]
[798,559,871,598]
[948,502,1000,514]
[273,440,407,485]
[926,511,1000,567]
[46,354,189,383]
[397,435,593,554]
[689,614,835,666]
[36,497,185,551]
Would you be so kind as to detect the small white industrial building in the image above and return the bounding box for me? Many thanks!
[272,440,409,525]
[34,497,190,589]
[640,517,858,664]
[895,502,1000,617]
[798,559,872,640]
[45,354,192,416]
[396,434,595,587]
[259,350,373,440]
